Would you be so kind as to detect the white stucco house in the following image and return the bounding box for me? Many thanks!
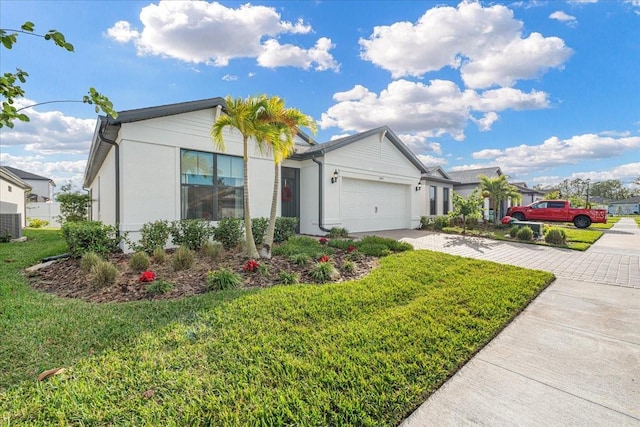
[420,166,455,217]
[0,166,32,234]
[83,98,429,247]
[2,166,55,202]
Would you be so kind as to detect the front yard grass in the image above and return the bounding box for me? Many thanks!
[1,230,554,425]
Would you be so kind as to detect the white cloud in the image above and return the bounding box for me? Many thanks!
[106,1,338,71]
[534,162,640,187]
[549,11,577,24]
[359,1,572,88]
[418,154,447,167]
[0,99,95,155]
[222,74,238,81]
[0,153,87,192]
[469,133,640,174]
[319,79,549,140]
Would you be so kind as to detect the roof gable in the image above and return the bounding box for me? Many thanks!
[2,166,52,182]
[0,167,32,190]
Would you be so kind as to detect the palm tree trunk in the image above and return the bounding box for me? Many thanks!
[242,137,259,259]
[261,162,280,259]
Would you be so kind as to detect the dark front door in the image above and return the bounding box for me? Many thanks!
[281,167,300,232]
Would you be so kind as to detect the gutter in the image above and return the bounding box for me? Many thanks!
[311,157,331,233]
[97,123,121,238]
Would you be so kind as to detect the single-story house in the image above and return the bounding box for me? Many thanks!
[0,166,32,234]
[83,98,428,248]
[420,166,455,216]
[510,182,547,205]
[608,196,640,215]
[2,166,55,202]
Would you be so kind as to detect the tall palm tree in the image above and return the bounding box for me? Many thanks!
[479,174,521,223]
[258,96,316,258]
[211,95,276,259]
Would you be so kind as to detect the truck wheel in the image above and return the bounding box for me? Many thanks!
[573,216,591,228]
[511,212,525,221]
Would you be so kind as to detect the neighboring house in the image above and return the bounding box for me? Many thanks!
[83,98,427,248]
[0,166,32,233]
[510,182,547,205]
[608,196,640,215]
[2,166,55,202]
[420,166,455,216]
[447,166,504,220]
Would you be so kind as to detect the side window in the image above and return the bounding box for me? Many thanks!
[533,202,547,209]
[548,201,565,208]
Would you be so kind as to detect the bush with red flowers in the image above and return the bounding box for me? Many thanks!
[139,270,156,283]
[243,259,260,272]
[319,237,328,245]
[318,254,331,263]
[347,245,357,253]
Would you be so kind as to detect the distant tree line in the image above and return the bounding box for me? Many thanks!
[534,177,640,206]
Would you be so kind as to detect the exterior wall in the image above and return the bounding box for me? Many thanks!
[26,202,61,227]
[452,183,492,220]
[0,176,28,227]
[608,203,640,215]
[90,146,117,225]
[25,180,53,201]
[420,180,454,217]
[294,159,320,235]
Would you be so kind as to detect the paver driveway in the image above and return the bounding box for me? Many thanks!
[360,218,640,425]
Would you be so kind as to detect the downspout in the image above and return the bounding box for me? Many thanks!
[311,157,331,233]
[97,124,121,238]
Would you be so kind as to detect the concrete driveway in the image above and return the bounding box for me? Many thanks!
[360,218,640,425]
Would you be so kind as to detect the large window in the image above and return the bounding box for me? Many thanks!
[430,185,437,215]
[180,149,243,220]
[443,187,450,215]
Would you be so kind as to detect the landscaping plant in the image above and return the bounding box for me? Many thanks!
[206,268,242,291]
[213,217,244,250]
[545,227,567,245]
[171,246,194,271]
[129,251,151,273]
[91,260,118,288]
[145,279,174,295]
[516,226,534,241]
[80,251,101,273]
[169,219,215,251]
[61,221,121,257]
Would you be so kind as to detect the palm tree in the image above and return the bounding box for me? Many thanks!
[211,95,276,259]
[479,174,521,224]
[257,96,317,258]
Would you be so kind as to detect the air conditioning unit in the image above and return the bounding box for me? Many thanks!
[0,213,22,239]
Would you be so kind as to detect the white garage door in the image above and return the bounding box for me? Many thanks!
[340,178,409,232]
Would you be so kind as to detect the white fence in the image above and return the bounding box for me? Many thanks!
[26,202,61,228]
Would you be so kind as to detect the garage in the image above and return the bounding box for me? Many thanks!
[340,178,410,232]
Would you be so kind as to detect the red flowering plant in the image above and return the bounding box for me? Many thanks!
[139,270,156,283]
[318,254,331,263]
[243,259,260,273]
[347,245,357,253]
[319,237,328,245]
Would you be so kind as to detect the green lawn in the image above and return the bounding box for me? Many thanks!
[1,230,553,425]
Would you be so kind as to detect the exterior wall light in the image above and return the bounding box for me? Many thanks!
[331,169,339,184]
[415,181,422,191]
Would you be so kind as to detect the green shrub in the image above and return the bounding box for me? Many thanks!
[434,216,450,230]
[129,251,151,272]
[357,236,413,253]
[309,261,339,283]
[152,246,166,264]
[251,217,268,246]
[169,220,215,251]
[545,227,567,245]
[341,260,356,273]
[146,279,174,295]
[273,236,333,258]
[136,220,170,253]
[27,218,49,228]
[289,253,310,266]
[358,243,392,257]
[327,227,349,238]
[278,271,299,285]
[171,246,194,271]
[419,216,433,230]
[257,263,270,277]
[56,191,91,223]
[327,239,357,251]
[80,251,101,273]
[509,225,520,238]
[206,268,242,291]
[201,241,223,259]
[274,217,298,243]
[61,221,121,257]
[213,217,244,250]
[91,260,118,288]
[516,226,534,241]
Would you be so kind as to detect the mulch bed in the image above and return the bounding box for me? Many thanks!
[28,249,378,303]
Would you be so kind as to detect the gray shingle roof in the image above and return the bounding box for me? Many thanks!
[446,167,502,184]
[2,166,51,181]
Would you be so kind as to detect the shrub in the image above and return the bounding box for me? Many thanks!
[327,227,349,238]
[545,227,567,245]
[278,271,299,285]
[357,236,413,253]
[138,271,156,282]
[28,218,49,228]
[91,260,118,288]
[146,280,174,295]
[171,246,194,271]
[251,217,268,246]
[213,217,244,250]
[80,251,101,273]
[358,243,392,257]
[169,219,215,251]
[341,260,356,274]
[328,239,357,251]
[201,241,223,259]
[509,225,520,238]
[274,217,298,243]
[257,263,270,277]
[129,251,151,272]
[243,259,260,273]
[319,237,328,245]
[309,261,339,283]
[136,220,170,253]
[152,246,167,264]
[206,268,242,291]
[434,216,450,230]
[419,216,433,230]
[273,236,333,258]
[516,226,534,241]
[56,191,90,224]
[61,221,121,257]
[289,253,310,266]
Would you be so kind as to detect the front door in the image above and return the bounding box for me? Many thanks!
[281,167,300,232]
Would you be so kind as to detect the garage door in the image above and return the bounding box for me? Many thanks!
[340,178,409,232]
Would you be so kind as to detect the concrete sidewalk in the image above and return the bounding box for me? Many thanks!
[387,218,640,426]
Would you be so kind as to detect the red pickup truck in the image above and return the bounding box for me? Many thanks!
[506,200,607,229]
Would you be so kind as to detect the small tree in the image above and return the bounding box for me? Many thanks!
[449,190,483,234]
[56,184,90,223]
[479,175,521,224]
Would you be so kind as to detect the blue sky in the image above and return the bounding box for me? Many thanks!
[1,0,639,192]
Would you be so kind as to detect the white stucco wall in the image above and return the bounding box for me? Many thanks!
[25,180,53,201]
[26,202,61,227]
[0,176,28,227]
[421,181,454,217]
